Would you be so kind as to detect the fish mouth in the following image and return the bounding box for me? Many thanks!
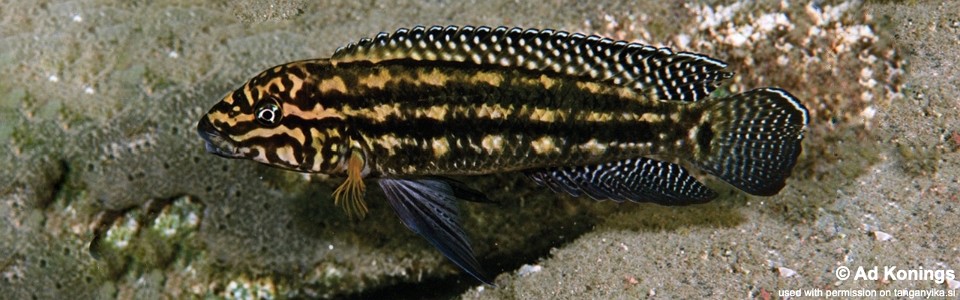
[197,117,243,159]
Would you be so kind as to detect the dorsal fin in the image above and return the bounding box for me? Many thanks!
[332,25,732,102]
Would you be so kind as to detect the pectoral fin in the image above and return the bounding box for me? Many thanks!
[378,177,493,284]
[526,157,717,205]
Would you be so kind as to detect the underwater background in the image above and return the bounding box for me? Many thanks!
[2,0,957,298]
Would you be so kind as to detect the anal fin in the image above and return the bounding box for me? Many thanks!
[526,157,717,205]
[378,177,493,284]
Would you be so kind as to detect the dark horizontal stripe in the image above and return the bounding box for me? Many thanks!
[331,25,730,102]
[354,115,696,174]
[286,62,656,113]
[353,115,679,145]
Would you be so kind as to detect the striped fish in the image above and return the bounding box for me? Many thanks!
[196,25,808,283]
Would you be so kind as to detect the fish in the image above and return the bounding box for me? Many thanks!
[196,25,809,284]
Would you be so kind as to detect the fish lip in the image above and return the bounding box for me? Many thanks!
[197,117,243,159]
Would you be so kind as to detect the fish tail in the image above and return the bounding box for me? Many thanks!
[693,88,809,195]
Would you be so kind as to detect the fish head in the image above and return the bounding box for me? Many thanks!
[197,60,350,174]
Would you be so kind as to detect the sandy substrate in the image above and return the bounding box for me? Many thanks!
[1,0,956,299]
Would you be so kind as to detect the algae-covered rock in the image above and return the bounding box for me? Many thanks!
[4,0,955,299]
[0,1,641,297]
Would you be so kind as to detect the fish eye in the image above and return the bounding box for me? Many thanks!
[254,97,282,127]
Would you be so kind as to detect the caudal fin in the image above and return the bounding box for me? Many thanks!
[694,88,808,196]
